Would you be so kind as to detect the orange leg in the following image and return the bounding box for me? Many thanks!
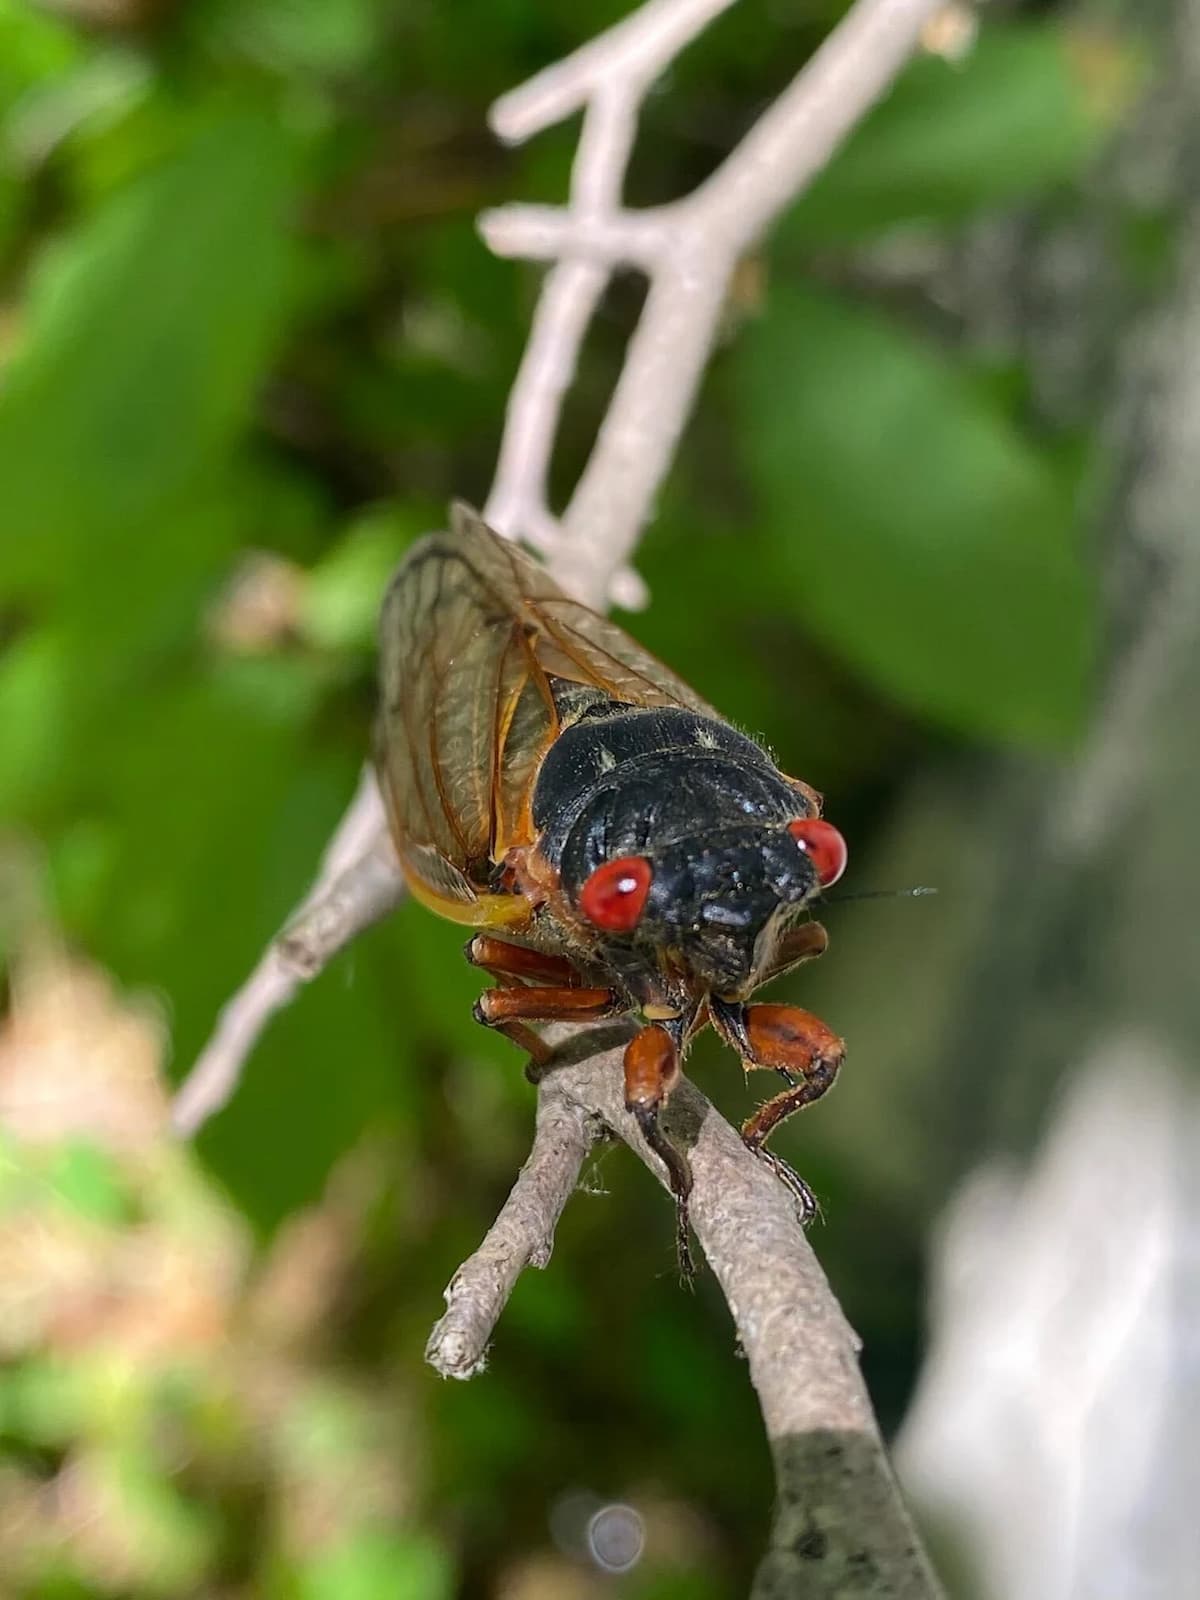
[623,1024,693,1279]
[682,925,827,1050]
[464,935,585,988]
[473,983,620,1065]
[709,997,845,1222]
[738,1004,845,1139]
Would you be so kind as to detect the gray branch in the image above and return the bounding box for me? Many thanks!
[484,0,946,610]
[426,1086,600,1379]
[169,767,405,1135]
[428,1024,943,1598]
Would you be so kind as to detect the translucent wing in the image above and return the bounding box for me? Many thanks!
[375,504,715,924]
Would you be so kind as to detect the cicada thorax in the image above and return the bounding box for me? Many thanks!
[524,694,826,1005]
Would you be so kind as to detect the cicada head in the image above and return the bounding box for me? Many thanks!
[570,818,846,997]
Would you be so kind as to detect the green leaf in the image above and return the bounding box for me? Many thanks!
[75,675,407,1231]
[0,99,300,600]
[48,1140,136,1226]
[298,1530,453,1600]
[5,49,152,173]
[0,1360,92,1445]
[301,505,426,653]
[202,0,390,78]
[0,627,72,815]
[735,283,1094,743]
[0,3,83,256]
[782,24,1137,243]
[0,0,80,110]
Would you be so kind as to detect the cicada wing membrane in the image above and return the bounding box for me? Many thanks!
[375,503,719,926]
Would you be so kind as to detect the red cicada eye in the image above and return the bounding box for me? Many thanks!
[578,856,653,933]
[788,818,848,889]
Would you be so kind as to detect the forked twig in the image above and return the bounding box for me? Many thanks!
[484,0,952,610]
[173,0,943,1140]
[176,7,948,1591]
[431,1029,943,1596]
[426,1084,600,1378]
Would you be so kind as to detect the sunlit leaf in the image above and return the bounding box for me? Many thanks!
[0,627,72,814]
[299,1529,454,1600]
[0,0,80,109]
[301,506,427,653]
[48,1140,136,1225]
[0,100,301,600]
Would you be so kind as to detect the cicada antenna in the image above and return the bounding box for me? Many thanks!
[824,885,939,904]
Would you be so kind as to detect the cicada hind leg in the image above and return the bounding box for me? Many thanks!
[710,977,844,1226]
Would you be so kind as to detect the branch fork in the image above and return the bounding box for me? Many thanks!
[174,5,948,1593]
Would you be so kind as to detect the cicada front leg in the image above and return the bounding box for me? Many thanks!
[709,996,845,1224]
[622,1023,695,1281]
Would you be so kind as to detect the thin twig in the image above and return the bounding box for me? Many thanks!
[426,1088,599,1378]
[483,1,735,589]
[430,1029,943,1597]
[488,0,739,143]
[530,0,947,606]
[169,768,403,1135]
[481,257,608,550]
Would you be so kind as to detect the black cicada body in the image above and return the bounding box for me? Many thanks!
[375,505,847,1263]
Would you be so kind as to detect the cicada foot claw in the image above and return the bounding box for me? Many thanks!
[745,1140,822,1227]
[674,1194,696,1288]
[631,1099,695,1285]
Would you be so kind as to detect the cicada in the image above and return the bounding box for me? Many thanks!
[376,505,847,1264]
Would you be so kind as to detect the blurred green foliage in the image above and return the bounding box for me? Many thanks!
[736,281,1090,740]
[0,0,1143,1595]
